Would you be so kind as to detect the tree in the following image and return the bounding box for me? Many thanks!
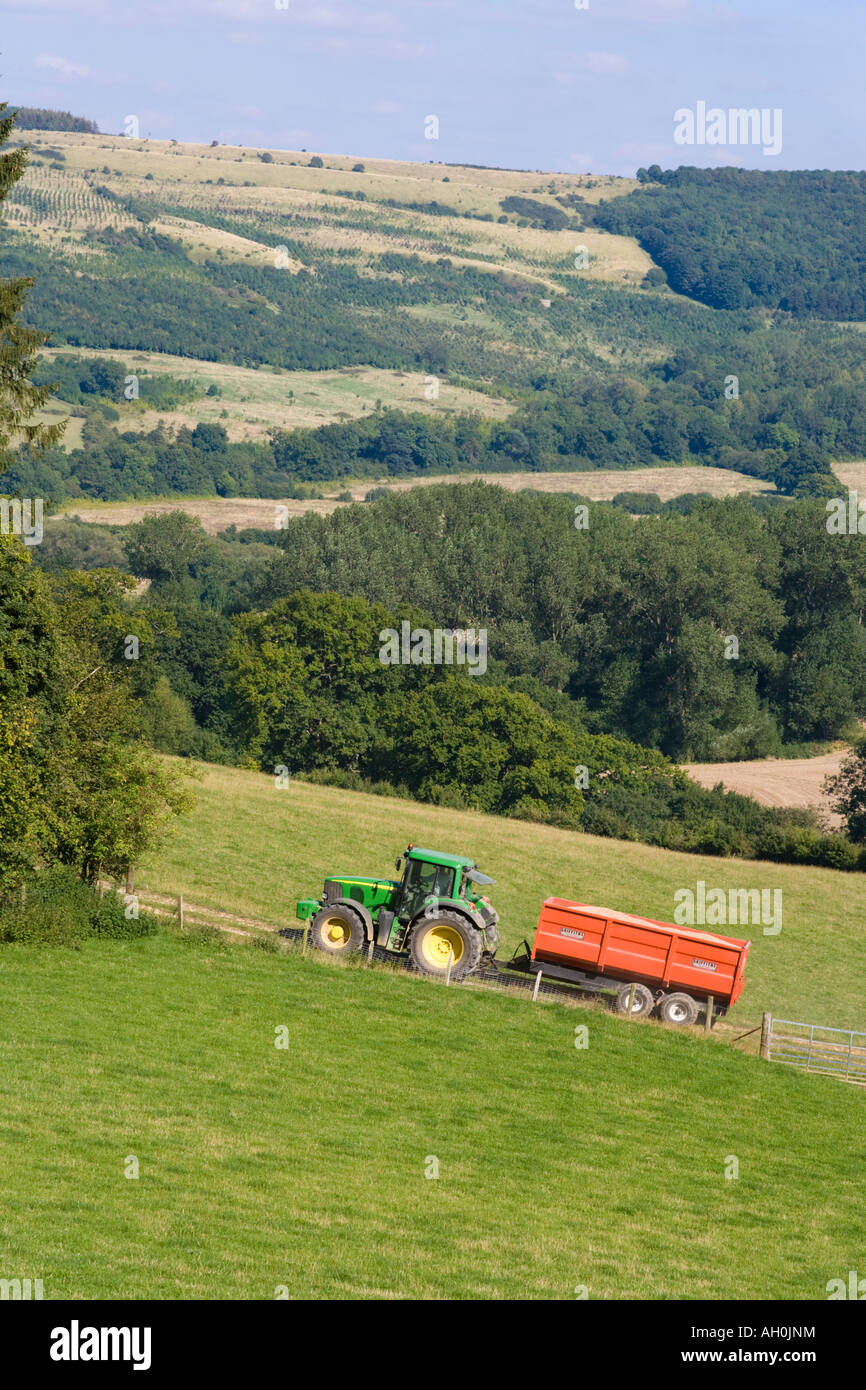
[825,742,866,843]
[122,510,208,585]
[0,101,65,470]
[0,536,192,890]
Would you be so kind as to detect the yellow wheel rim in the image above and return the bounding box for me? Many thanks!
[323,917,351,948]
[421,924,465,968]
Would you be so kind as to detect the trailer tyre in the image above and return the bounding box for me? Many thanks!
[614,981,654,1018]
[659,992,699,1027]
[409,911,482,981]
[309,905,366,957]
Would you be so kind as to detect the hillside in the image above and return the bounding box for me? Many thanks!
[1,928,860,1299]
[139,762,866,1033]
[7,132,866,506]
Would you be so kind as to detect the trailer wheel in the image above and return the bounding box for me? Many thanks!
[659,992,699,1027]
[613,982,654,1018]
[309,905,365,957]
[409,911,482,981]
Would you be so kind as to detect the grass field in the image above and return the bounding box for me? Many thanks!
[0,928,861,1300]
[1,762,863,1300]
[38,347,514,444]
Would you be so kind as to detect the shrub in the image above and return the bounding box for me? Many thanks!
[0,868,159,946]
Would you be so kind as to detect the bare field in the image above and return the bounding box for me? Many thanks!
[831,462,866,492]
[685,753,846,827]
[62,465,773,533]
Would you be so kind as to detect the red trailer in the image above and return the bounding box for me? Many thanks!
[527,897,751,1026]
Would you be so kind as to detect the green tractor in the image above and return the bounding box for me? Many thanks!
[296,845,499,980]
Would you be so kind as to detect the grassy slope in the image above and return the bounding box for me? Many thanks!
[0,932,861,1300]
[36,347,515,447]
[139,763,866,1035]
[2,763,863,1299]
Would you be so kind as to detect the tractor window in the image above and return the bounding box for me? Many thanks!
[400,860,455,917]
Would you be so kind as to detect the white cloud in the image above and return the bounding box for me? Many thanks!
[33,53,91,79]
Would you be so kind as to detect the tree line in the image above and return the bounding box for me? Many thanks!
[593,167,866,318]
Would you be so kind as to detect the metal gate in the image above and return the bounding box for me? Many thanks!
[767,1016,866,1083]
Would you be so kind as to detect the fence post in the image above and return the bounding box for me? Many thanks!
[705,995,714,1034]
[367,938,375,966]
[301,919,310,956]
[445,947,453,986]
[760,1012,771,1060]
[177,895,184,931]
[532,968,543,1002]
[627,982,636,1016]
[20,882,26,909]
[125,865,134,896]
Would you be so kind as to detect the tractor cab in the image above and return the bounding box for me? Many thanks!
[394,846,467,920]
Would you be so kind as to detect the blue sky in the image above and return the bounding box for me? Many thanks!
[2,0,862,174]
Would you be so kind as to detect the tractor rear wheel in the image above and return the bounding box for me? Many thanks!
[659,992,699,1027]
[409,911,482,981]
[613,981,655,1018]
[308,905,365,958]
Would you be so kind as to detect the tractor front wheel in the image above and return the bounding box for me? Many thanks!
[308,905,365,958]
[409,912,482,982]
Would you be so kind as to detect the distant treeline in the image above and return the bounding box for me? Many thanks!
[12,107,98,133]
[592,167,866,318]
[32,352,201,413]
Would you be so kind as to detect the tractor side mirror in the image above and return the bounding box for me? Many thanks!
[395,857,402,873]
